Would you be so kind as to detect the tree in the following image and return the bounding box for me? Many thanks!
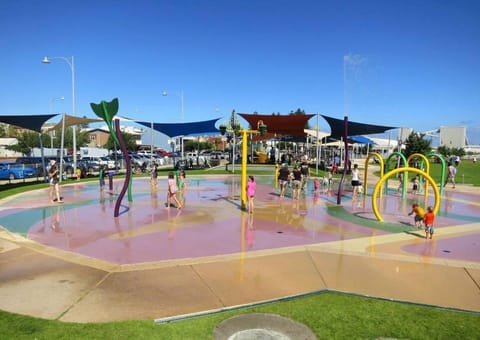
[6,131,39,155]
[289,108,306,115]
[184,140,213,152]
[104,132,137,152]
[0,123,7,137]
[403,132,432,159]
[437,145,465,158]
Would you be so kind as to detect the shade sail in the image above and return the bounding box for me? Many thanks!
[350,135,377,145]
[320,115,397,140]
[134,118,222,138]
[48,114,103,131]
[0,114,58,133]
[304,128,331,140]
[238,113,315,137]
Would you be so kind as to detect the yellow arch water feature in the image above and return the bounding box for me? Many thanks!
[371,167,440,222]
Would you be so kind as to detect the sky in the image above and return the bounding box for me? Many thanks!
[0,0,479,148]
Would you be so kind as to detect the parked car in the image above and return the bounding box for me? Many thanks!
[174,159,190,171]
[0,162,36,180]
[15,157,47,176]
[156,149,173,157]
[77,159,101,177]
[99,156,116,169]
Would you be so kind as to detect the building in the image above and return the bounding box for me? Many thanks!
[439,126,467,148]
[82,125,145,148]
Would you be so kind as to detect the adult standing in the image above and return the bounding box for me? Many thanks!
[300,157,310,191]
[48,160,63,204]
[292,165,302,200]
[444,162,456,189]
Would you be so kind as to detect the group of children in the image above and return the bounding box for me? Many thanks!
[408,203,435,239]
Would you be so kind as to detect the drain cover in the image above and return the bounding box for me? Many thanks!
[214,313,317,340]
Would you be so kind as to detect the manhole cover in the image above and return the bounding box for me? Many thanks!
[214,313,317,340]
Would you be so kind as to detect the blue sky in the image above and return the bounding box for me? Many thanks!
[1,0,479,147]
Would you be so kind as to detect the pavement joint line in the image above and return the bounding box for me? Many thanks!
[464,268,480,291]
[56,271,113,321]
[190,263,227,309]
[306,248,328,288]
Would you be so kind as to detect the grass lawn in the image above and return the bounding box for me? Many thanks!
[1,160,479,339]
[1,292,479,339]
[365,157,480,187]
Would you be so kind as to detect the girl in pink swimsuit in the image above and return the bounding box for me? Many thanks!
[246,176,256,214]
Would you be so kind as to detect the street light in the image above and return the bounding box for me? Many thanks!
[161,90,184,122]
[162,90,185,158]
[42,56,77,179]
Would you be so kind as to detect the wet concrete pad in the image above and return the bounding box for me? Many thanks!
[193,251,326,307]
[0,247,107,319]
[308,251,480,311]
[60,265,225,322]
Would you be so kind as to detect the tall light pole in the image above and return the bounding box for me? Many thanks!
[162,90,185,158]
[49,96,64,149]
[161,90,184,122]
[42,56,77,178]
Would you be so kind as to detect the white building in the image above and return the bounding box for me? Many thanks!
[439,126,467,148]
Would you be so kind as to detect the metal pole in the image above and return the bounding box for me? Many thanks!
[232,133,236,174]
[39,133,47,182]
[59,113,66,182]
[241,129,248,210]
[70,56,77,176]
[151,121,154,163]
[316,113,319,174]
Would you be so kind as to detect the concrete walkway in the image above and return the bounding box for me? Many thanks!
[0,175,478,323]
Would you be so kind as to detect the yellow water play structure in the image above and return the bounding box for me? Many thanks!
[362,152,443,222]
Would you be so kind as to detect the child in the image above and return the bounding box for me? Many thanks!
[351,163,361,198]
[166,171,182,209]
[99,164,106,193]
[178,170,187,205]
[327,171,333,191]
[423,206,435,239]
[313,178,319,192]
[412,176,419,195]
[246,175,256,214]
[397,171,404,193]
[408,203,425,228]
[76,167,81,181]
[149,162,158,187]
